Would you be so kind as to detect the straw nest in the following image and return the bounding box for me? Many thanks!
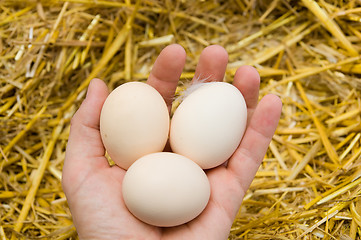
[1,0,361,239]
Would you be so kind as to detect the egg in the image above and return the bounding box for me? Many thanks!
[170,82,247,169]
[100,82,169,170]
[122,152,210,227]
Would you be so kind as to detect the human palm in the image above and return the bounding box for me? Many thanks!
[62,44,282,240]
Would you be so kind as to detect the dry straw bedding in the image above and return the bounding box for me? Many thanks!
[1,0,361,239]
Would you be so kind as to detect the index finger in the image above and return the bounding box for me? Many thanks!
[147,44,186,112]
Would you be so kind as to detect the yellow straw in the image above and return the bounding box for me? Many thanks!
[60,1,139,113]
[301,0,358,56]
[11,119,64,239]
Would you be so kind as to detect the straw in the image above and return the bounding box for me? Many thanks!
[60,1,140,113]
[301,0,358,56]
[11,119,64,240]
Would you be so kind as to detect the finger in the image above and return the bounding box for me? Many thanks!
[227,94,282,193]
[232,65,260,122]
[63,79,110,179]
[192,45,228,83]
[147,44,186,112]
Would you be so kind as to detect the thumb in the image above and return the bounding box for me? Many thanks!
[63,79,110,189]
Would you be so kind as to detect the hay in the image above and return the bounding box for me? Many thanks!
[1,0,361,239]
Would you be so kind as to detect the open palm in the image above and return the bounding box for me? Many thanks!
[62,44,282,240]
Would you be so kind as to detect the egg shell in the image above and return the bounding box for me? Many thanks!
[170,82,247,169]
[122,152,210,227]
[100,82,169,169]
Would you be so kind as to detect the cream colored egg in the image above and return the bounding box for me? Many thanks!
[170,82,247,169]
[100,82,169,170]
[122,152,210,227]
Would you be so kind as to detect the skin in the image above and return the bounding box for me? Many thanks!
[62,44,282,240]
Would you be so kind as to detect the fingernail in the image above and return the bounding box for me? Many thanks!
[86,79,95,99]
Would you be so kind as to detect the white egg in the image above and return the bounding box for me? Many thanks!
[100,82,169,170]
[170,82,247,169]
[122,152,210,227]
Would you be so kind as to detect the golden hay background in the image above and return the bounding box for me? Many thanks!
[1,0,361,239]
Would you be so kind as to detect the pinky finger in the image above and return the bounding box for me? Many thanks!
[227,94,282,193]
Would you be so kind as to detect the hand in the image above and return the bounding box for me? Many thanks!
[62,44,282,240]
